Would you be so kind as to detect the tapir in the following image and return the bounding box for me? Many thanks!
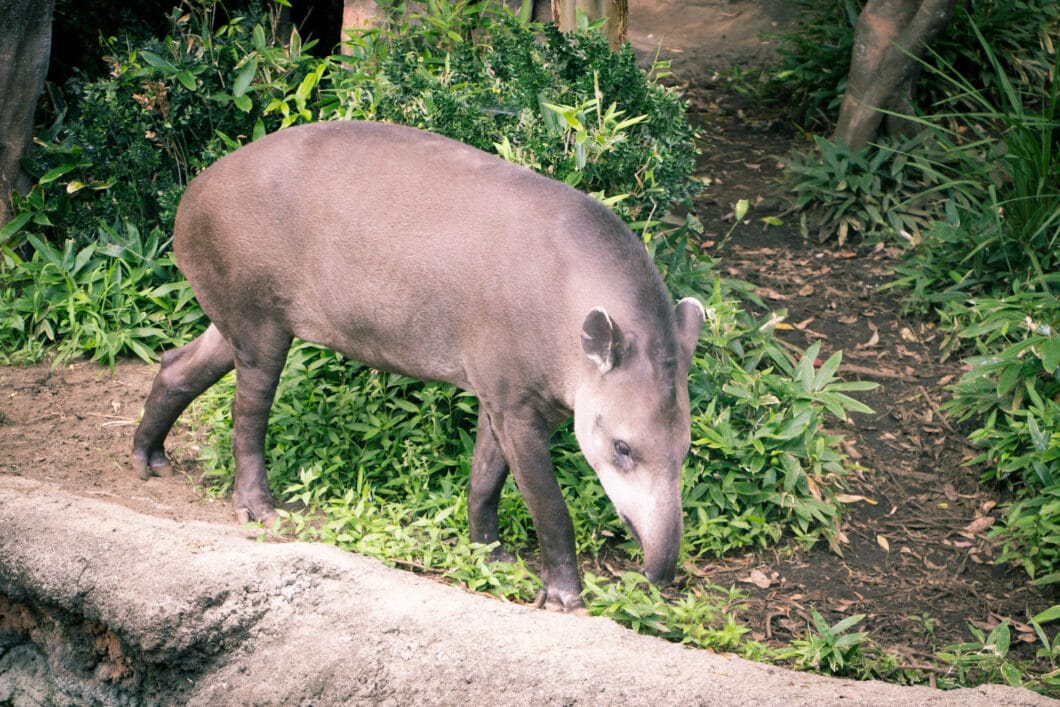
[132,121,705,612]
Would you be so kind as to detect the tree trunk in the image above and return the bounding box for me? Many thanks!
[0,0,54,228]
[337,1,626,56]
[551,0,628,49]
[339,0,383,55]
[833,0,956,151]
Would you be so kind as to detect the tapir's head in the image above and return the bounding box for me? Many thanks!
[573,297,705,586]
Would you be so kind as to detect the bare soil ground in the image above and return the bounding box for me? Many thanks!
[0,0,1056,696]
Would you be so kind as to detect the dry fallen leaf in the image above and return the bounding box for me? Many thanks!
[836,493,878,505]
[738,568,773,589]
[756,287,789,301]
[877,534,891,552]
[959,515,995,538]
[969,617,999,632]
[806,475,822,501]
[858,321,880,349]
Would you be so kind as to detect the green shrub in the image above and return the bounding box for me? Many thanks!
[777,608,870,677]
[783,12,1059,253]
[319,3,696,222]
[12,2,319,251]
[782,132,964,244]
[889,27,1059,305]
[941,285,1060,581]
[0,226,202,364]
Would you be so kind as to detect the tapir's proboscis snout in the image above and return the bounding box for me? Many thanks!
[133,121,705,613]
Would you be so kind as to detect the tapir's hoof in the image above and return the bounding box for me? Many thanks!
[234,501,279,527]
[488,545,517,564]
[132,451,173,480]
[533,589,588,615]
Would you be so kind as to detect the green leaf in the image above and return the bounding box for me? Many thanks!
[0,212,33,245]
[988,621,1011,656]
[1028,416,1048,452]
[812,350,843,392]
[1041,336,1060,373]
[253,24,267,52]
[39,163,80,184]
[139,50,176,71]
[233,59,258,97]
[233,94,253,113]
[176,71,197,91]
[796,341,822,391]
[733,198,749,222]
[830,613,866,635]
[1032,605,1060,624]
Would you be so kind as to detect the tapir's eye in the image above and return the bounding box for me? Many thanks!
[613,440,632,460]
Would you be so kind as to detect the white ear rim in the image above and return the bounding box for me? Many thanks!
[675,297,706,363]
[677,296,705,324]
[581,306,617,374]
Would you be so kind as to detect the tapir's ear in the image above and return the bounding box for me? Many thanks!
[675,297,705,365]
[581,307,627,374]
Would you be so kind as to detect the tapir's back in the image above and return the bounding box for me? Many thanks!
[174,121,670,389]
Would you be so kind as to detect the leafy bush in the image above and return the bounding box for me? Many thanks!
[874,27,1060,585]
[941,286,1060,581]
[768,0,860,128]
[889,27,1059,305]
[582,572,756,653]
[0,226,202,365]
[783,13,1059,252]
[777,608,869,677]
[782,132,962,244]
[319,3,697,221]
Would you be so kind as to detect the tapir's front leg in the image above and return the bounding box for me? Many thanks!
[228,328,292,525]
[492,409,585,613]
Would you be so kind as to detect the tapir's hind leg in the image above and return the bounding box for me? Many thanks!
[133,324,235,480]
[468,408,514,561]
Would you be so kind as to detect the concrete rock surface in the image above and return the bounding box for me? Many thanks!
[0,476,1050,706]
